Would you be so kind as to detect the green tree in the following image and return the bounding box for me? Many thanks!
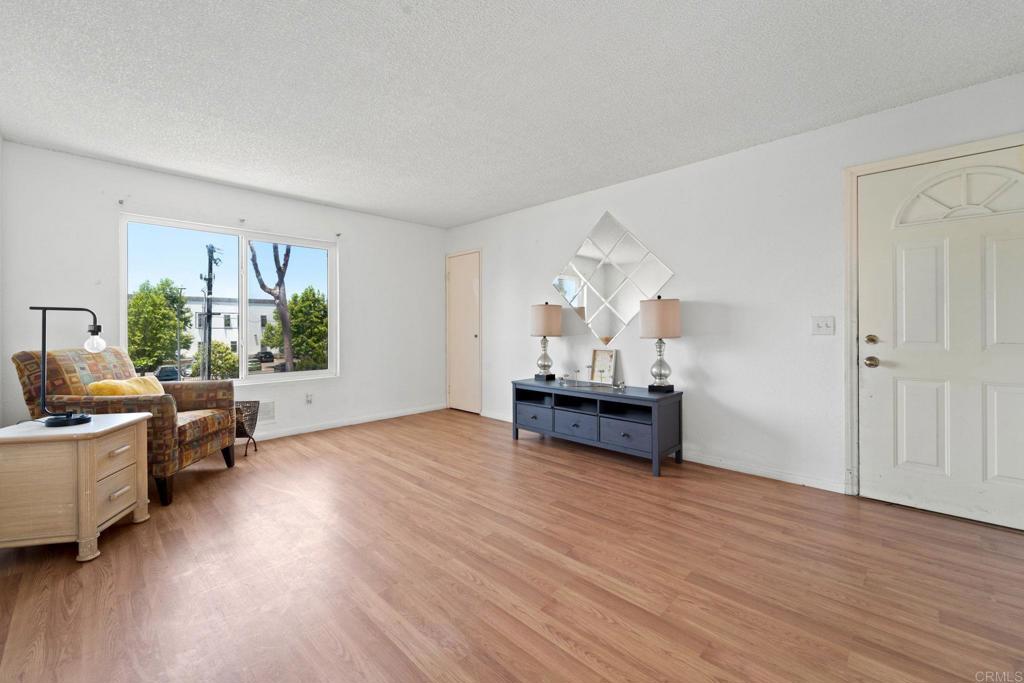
[134,279,194,352]
[290,286,329,370]
[127,288,178,372]
[154,278,194,344]
[259,286,328,370]
[203,340,239,379]
[260,319,282,351]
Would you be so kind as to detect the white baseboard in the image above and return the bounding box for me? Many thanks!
[255,403,447,442]
[681,446,847,494]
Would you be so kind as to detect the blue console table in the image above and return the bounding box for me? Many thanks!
[512,379,683,476]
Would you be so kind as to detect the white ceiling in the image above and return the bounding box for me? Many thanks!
[1,2,1023,228]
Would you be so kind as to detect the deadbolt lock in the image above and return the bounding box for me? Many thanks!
[864,334,879,344]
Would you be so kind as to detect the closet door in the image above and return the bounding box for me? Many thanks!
[446,251,481,414]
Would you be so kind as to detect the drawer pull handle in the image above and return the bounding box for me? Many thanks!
[530,415,537,420]
[109,485,131,501]
[108,445,131,458]
[571,423,580,428]
[621,432,630,438]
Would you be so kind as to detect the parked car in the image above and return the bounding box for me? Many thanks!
[153,365,181,381]
[250,350,275,363]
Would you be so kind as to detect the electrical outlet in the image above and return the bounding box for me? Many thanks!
[305,393,313,406]
[811,316,836,336]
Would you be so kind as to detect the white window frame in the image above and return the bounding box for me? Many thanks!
[118,212,340,385]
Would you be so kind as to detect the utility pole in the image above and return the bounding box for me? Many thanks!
[175,286,185,379]
[198,244,222,380]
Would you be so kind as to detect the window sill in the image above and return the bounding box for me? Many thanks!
[234,370,339,387]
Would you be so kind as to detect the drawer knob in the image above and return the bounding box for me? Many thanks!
[109,485,132,501]
[109,444,131,458]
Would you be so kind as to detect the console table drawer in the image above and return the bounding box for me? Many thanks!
[554,410,598,441]
[600,417,652,453]
[516,403,553,431]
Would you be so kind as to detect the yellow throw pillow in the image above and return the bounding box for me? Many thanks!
[86,376,165,396]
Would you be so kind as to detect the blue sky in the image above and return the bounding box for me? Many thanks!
[127,222,329,302]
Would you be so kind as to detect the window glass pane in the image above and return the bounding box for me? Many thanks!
[127,222,239,380]
[246,240,329,375]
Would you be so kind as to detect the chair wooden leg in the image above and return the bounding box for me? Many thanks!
[222,445,235,468]
[155,476,173,506]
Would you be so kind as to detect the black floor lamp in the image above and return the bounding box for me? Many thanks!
[30,306,107,427]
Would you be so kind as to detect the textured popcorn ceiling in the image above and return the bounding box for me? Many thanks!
[1,1,1023,228]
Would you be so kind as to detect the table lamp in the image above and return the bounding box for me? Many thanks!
[30,306,107,427]
[531,302,562,381]
[640,296,681,392]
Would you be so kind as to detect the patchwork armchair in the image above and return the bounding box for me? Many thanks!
[11,347,235,506]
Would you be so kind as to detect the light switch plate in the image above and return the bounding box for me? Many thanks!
[811,316,836,336]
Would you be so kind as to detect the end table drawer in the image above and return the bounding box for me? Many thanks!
[554,410,598,441]
[94,428,136,481]
[96,464,137,526]
[516,403,553,431]
[600,417,652,453]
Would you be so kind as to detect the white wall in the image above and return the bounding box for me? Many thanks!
[445,73,1024,493]
[0,135,4,419]
[0,143,447,436]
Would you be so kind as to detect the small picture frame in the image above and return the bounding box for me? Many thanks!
[590,349,617,384]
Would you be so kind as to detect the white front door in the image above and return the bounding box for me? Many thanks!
[446,251,481,413]
[858,144,1024,529]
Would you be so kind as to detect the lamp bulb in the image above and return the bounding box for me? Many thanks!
[83,335,107,353]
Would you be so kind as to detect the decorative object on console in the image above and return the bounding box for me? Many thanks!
[590,348,617,384]
[530,302,562,381]
[29,306,107,427]
[640,295,681,393]
[552,211,673,345]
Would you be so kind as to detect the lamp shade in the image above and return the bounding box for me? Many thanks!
[531,303,562,337]
[640,297,681,339]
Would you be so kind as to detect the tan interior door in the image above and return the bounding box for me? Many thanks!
[447,251,481,413]
[858,145,1024,529]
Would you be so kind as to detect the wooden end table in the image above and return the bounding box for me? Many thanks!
[0,413,151,561]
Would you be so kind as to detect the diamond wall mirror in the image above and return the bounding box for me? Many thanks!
[552,212,673,344]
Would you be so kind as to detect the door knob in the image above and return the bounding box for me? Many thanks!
[863,356,880,368]
[864,334,879,344]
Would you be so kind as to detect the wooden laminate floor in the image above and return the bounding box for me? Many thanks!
[1,409,1022,682]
